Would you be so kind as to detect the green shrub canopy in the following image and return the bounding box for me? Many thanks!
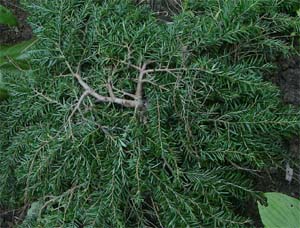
[1,0,300,227]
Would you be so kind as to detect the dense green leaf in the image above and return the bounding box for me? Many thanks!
[0,39,37,58]
[0,87,9,101]
[0,4,18,26]
[0,39,36,70]
[0,58,30,70]
[258,192,300,228]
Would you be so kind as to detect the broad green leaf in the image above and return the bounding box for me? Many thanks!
[0,87,9,101]
[0,57,30,70]
[0,38,36,70]
[0,5,18,26]
[0,38,37,58]
[258,192,300,228]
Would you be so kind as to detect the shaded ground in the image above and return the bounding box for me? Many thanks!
[135,0,176,23]
[277,57,300,106]
[249,137,300,227]
[273,56,300,198]
[0,205,28,228]
[249,56,300,227]
[0,0,32,45]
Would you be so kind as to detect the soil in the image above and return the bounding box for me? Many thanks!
[249,56,300,227]
[261,140,299,195]
[271,55,300,199]
[0,205,28,228]
[0,0,32,45]
[135,0,174,23]
[276,57,300,106]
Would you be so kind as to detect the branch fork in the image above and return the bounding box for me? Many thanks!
[66,61,152,121]
[65,59,200,121]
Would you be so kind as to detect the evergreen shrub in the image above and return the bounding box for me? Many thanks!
[1,0,300,227]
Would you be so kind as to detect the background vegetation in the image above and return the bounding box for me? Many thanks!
[0,0,300,227]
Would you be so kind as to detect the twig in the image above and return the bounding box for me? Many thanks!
[68,90,89,122]
[229,160,262,177]
[111,85,137,99]
[107,78,116,100]
[63,56,207,113]
[135,62,148,99]
[33,89,63,107]
[65,60,146,110]
[151,197,164,228]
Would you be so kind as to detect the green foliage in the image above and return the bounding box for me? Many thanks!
[258,192,300,228]
[1,0,300,227]
[0,4,18,26]
[21,201,44,226]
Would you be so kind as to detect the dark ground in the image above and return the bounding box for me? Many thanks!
[272,55,300,199]
[277,57,300,106]
[0,0,32,45]
[262,55,300,196]
[0,1,300,227]
[247,56,300,227]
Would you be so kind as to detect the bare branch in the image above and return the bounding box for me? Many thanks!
[111,85,137,99]
[72,72,143,108]
[68,90,89,122]
[228,160,262,177]
[64,57,203,111]
[33,89,63,107]
[107,78,116,100]
[135,62,148,100]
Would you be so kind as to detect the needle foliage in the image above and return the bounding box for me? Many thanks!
[1,0,300,227]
